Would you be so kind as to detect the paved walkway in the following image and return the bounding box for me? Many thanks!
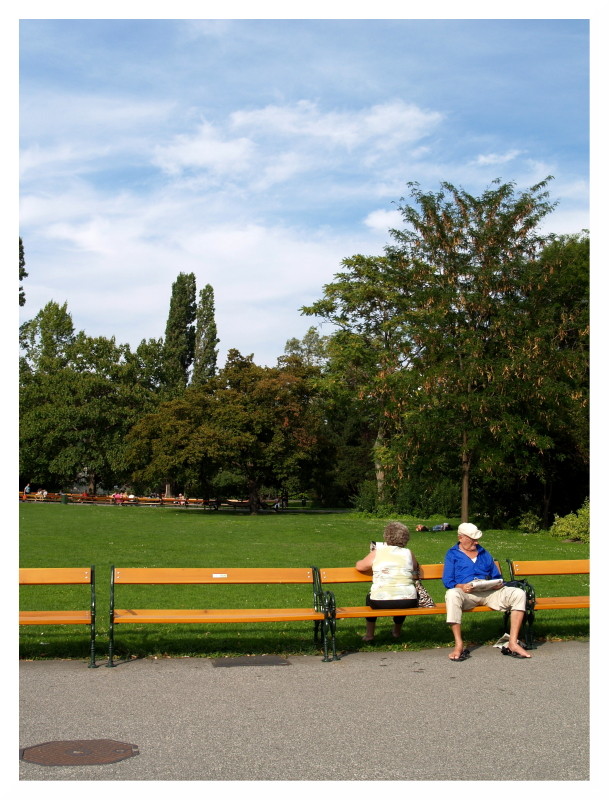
[19,640,589,782]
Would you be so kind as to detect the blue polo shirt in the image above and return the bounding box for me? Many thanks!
[442,542,502,589]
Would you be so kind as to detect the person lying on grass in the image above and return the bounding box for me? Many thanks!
[443,523,531,661]
[355,521,420,642]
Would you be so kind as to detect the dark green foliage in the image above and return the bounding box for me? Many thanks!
[162,272,196,391]
[191,283,219,385]
[304,179,589,523]
[127,350,333,511]
[19,182,588,526]
[19,237,28,306]
[20,302,160,493]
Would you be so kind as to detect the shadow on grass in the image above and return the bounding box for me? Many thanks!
[19,610,589,664]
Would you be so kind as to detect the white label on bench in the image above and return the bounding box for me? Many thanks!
[212,573,228,578]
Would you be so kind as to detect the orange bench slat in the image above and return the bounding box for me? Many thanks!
[113,567,314,584]
[20,568,92,585]
[20,610,92,625]
[113,607,325,624]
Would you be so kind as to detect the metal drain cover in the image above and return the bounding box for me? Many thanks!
[20,739,139,766]
[212,654,290,667]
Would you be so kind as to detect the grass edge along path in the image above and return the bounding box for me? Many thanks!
[19,503,590,662]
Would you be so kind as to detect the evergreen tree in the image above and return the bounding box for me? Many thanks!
[162,272,196,391]
[19,237,28,307]
[192,283,219,385]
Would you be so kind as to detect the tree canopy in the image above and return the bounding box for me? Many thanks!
[304,178,589,522]
[19,179,589,522]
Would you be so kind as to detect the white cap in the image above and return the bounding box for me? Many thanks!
[458,522,483,540]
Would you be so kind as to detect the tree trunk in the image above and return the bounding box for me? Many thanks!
[164,481,174,499]
[87,472,97,496]
[374,427,386,503]
[542,481,553,529]
[247,478,259,515]
[460,432,471,522]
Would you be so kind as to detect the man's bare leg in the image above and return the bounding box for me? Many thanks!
[507,610,532,657]
[448,622,466,660]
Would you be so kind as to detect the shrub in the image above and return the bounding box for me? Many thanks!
[352,481,379,513]
[518,511,542,534]
[549,499,590,543]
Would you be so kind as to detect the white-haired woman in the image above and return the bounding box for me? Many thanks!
[355,521,419,642]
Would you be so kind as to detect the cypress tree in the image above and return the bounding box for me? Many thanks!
[192,283,219,385]
[162,272,196,391]
[19,237,28,307]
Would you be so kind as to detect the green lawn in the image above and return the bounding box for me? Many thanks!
[19,503,590,662]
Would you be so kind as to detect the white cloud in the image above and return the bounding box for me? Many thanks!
[230,99,443,151]
[152,122,254,176]
[474,149,522,166]
[363,208,402,233]
[18,21,588,370]
[20,212,387,366]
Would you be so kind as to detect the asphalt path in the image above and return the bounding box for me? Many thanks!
[19,640,589,783]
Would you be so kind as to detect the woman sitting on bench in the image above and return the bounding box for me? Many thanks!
[355,521,419,642]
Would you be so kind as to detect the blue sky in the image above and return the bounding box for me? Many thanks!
[19,16,590,367]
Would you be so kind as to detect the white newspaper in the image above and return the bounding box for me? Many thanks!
[470,578,504,592]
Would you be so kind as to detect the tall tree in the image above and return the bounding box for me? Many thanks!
[19,237,28,306]
[192,283,219,385]
[304,178,587,522]
[20,300,76,376]
[386,178,558,520]
[20,318,158,493]
[162,272,196,391]
[19,300,165,493]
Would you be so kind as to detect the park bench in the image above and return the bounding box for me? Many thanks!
[507,559,590,643]
[107,566,337,666]
[316,562,518,654]
[19,567,97,667]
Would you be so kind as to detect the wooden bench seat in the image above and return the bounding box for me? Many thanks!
[507,559,590,638]
[19,567,97,667]
[316,562,508,653]
[530,596,590,610]
[108,566,336,666]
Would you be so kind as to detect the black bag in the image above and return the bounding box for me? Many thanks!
[504,578,536,609]
[503,579,536,648]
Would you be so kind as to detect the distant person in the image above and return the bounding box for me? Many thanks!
[355,521,419,642]
[23,483,31,501]
[443,523,531,661]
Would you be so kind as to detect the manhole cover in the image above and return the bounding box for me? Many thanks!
[212,654,290,667]
[20,739,139,766]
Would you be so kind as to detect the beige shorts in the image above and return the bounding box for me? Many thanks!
[445,585,527,625]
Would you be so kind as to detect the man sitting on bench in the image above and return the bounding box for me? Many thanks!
[443,523,531,661]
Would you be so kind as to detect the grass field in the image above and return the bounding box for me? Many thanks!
[19,503,590,662]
